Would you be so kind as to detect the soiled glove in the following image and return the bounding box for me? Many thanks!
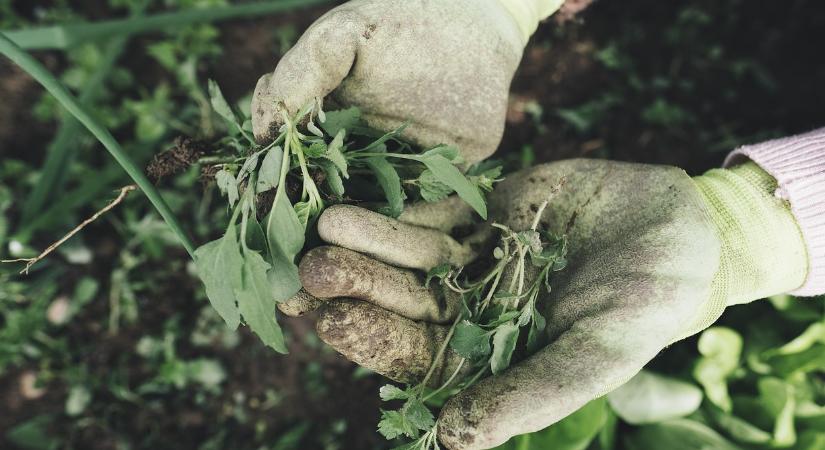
[251,0,564,164]
[295,158,808,449]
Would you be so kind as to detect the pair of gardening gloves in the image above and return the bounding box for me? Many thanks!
[250,1,810,448]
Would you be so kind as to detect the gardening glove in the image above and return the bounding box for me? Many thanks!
[251,0,566,164]
[297,158,808,449]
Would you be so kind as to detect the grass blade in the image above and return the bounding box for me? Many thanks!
[3,0,333,50]
[0,32,195,257]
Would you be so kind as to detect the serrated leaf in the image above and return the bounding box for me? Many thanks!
[379,384,411,401]
[378,410,418,440]
[490,322,519,374]
[450,321,491,360]
[256,146,283,193]
[305,141,327,158]
[366,156,404,218]
[418,154,487,219]
[193,226,243,330]
[238,149,263,182]
[418,169,453,203]
[215,170,239,207]
[236,250,287,353]
[325,129,349,178]
[404,398,435,431]
[321,107,362,136]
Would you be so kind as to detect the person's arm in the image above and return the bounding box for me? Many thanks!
[723,127,825,296]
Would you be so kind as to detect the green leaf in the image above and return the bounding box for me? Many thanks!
[215,170,239,207]
[425,263,451,287]
[422,145,460,161]
[417,169,454,203]
[321,107,362,137]
[758,377,797,446]
[693,326,742,412]
[625,419,743,450]
[707,408,772,444]
[235,250,287,353]
[366,156,404,218]
[6,415,57,450]
[318,159,345,198]
[256,146,283,193]
[490,322,519,374]
[245,214,268,256]
[305,141,327,158]
[378,410,418,440]
[208,79,239,129]
[404,398,436,432]
[193,226,243,330]
[324,129,349,178]
[65,385,91,417]
[450,321,492,361]
[494,398,608,450]
[294,201,312,228]
[418,154,487,219]
[607,370,703,425]
[379,384,410,402]
[265,191,305,264]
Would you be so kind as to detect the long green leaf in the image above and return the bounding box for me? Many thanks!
[21,35,131,224]
[0,32,195,256]
[2,0,334,50]
[418,154,487,219]
[365,156,404,217]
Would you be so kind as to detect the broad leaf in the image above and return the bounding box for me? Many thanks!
[235,250,287,353]
[321,107,362,137]
[494,398,608,450]
[450,321,492,361]
[694,327,743,412]
[607,370,703,425]
[265,191,305,264]
[490,322,519,374]
[256,146,283,193]
[193,225,242,330]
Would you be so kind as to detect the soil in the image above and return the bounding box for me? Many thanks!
[1,0,824,449]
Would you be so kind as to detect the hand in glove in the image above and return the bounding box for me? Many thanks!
[293,158,808,449]
[251,0,565,164]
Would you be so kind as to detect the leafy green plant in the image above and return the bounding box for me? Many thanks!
[194,82,499,353]
[376,200,569,448]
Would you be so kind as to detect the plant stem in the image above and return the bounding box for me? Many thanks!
[3,0,334,50]
[419,313,463,391]
[0,32,196,257]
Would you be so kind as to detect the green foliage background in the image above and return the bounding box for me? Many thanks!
[0,0,823,449]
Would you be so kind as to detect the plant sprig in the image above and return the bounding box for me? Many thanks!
[193,81,503,353]
[377,198,568,448]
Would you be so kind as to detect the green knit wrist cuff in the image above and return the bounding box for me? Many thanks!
[677,162,808,339]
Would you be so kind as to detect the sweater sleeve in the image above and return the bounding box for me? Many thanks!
[724,128,825,296]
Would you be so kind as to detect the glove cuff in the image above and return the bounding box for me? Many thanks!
[724,128,825,296]
[680,163,808,338]
[496,0,565,43]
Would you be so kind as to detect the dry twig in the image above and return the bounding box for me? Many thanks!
[2,185,137,274]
